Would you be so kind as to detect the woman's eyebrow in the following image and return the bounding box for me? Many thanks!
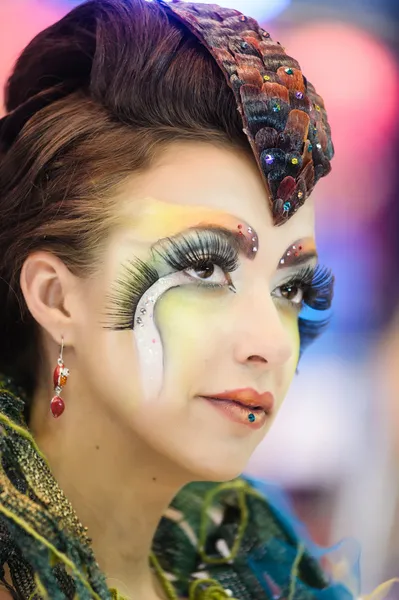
[150,224,259,260]
[278,239,318,269]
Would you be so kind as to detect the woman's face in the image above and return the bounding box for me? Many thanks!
[71,142,319,481]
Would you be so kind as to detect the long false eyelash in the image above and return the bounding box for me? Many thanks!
[282,264,334,310]
[153,230,239,274]
[291,264,335,353]
[103,258,159,330]
[298,316,331,354]
[103,231,240,330]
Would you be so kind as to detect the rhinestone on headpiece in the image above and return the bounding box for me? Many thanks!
[159,0,334,226]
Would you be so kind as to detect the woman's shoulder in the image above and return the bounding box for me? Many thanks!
[154,476,358,599]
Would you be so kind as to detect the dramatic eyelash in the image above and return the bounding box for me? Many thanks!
[103,231,240,330]
[103,258,159,330]
[281,264,334,311]
[153,230,239,274]
[275,263,335,354]
[288,263,335,354]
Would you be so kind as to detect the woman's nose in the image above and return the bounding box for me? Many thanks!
[232,290,294,369]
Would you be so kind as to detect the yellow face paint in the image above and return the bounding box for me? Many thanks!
[119,197,256,244]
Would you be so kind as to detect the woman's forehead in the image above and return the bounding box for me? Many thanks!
[114,196,316,270]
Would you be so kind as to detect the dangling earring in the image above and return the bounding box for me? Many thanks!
[51,337,70,418]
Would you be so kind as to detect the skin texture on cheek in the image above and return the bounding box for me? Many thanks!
[150,285,235,401]
[134,282,232,403]
[281,310,301,380]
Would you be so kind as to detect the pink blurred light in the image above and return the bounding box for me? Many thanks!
[0,0,64,114]
[280,22,399,224]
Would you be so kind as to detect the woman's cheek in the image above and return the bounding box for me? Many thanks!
[156,288,206,357]
[279,308,301,390]
[154,286,229,388]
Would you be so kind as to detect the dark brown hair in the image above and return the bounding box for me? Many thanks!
[0,0,252,399]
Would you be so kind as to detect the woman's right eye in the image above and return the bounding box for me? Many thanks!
[184,262,230,286]
[192,264,215,279]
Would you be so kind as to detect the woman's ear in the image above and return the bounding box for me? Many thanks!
[20,251,78,346]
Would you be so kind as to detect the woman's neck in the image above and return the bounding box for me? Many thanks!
[29,380,190,599]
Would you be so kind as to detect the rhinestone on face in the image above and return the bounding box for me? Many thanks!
[308,143,313,151]
[295,91,304,99]
[248,413,256,423]
[315,104,321,111]
[265,154,274,165]
[283,201,291,212]
[262,31,270,38]
[298,191,304,199]
[273,103,281,112]
[285,67,294,75]
[291,158,299,165]
[316,143,322,150]
[263,75,271,81]
[241,41,249,50]
[239,15,247,22]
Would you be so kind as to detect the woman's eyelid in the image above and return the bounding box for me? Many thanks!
[149,230,241,270]
[271,264,315,291]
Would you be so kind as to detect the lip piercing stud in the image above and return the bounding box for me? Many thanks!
[248,413,256,423]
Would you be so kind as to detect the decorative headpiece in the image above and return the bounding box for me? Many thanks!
[160,0,334,225]
[0,0,333,227]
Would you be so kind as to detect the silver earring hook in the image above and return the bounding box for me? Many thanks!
[58,337,65,366]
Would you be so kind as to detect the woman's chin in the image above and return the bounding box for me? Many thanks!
[181,456,249,483]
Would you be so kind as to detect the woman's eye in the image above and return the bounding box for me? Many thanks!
[275,284,304,305]
[185,262,229,285]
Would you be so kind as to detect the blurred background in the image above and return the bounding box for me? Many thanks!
[1,0,399,595]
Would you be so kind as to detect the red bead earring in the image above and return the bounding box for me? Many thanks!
[50,338,70,418]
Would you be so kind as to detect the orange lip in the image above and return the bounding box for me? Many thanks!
[204,388,274,414]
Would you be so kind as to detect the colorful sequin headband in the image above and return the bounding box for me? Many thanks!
[159,0,334,225]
